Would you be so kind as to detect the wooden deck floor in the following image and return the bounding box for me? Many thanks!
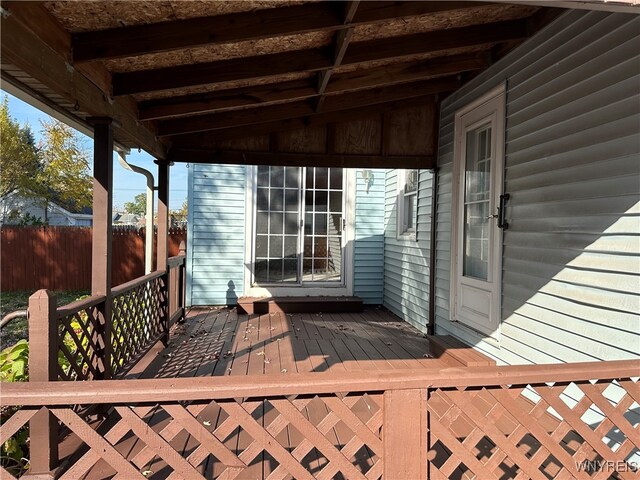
[74,307,473,479]
[136,306,462,380]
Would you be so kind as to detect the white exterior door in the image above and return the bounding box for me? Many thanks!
[451,85,506,338]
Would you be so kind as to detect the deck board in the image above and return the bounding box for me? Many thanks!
[80,306,492,479]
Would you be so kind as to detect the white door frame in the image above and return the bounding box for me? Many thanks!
[243,166,355,297]
[450,84,506,339]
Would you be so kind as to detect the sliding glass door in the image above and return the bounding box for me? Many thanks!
[253,166,344,286]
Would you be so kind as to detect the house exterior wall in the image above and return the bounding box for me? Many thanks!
[187,163,247,306]
[435,10,640,364]
[187,165,387,306]
[354,168,385,304]
[383,169,433,331]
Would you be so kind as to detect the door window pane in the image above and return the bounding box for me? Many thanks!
[284,189,298,211]
[269,189,283,211]
[462,124,491,280]
[284,213,298,234]
[330,168,343,189]
[314,191,328,211]
[315,167,328,189]
[285,167,299,188]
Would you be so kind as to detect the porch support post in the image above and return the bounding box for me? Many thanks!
[90,117,114,379]
[26,290,59,478]
[383,388,427,479]
[157,161,170,343]
[178,240,186,322]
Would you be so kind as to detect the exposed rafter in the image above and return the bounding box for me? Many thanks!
[138,53,487,121]
[112,48,333,96]
[112,18,527,97]
[315,1,360,112]
[156,76,459,136]
[72,1,490,63]
[342,18,528,65]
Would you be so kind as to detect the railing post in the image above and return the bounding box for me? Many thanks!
[383,388,427,479]
[178,240,186,322]
[26,289,59,478]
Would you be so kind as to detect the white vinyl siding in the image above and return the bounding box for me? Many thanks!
[354,169,385,304]
[383,169,433,331]
[435,10,640,364]
[187,163,247,306]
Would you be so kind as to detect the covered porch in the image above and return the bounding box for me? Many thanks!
[1,0,639,479]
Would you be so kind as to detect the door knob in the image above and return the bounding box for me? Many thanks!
[485,214,498,219]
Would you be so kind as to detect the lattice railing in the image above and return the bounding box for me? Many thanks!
[428,377,640,479]
[56,295,106,381]
[26,249,187,383]
[1,360,638,479]
[110,271,165,376]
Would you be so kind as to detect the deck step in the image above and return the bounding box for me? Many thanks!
[237,296,363,315]
[429,335,496,367]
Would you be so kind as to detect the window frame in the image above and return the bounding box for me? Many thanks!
[397,168,419,240]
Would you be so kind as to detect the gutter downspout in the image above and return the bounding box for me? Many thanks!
[427,98,441,336]
[428,167,438,336]
[117,150,156,274]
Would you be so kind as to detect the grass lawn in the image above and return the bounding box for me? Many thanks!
[1,290,89,348]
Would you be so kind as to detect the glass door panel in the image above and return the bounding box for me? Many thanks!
[463,124,492,280]
[254,165,301,284]
[303,167,343,282]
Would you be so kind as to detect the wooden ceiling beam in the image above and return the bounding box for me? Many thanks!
[72,1,489,63]
[138,52,486,121]
[343,18,529,65]
[158,77,456,137]
[113,18,526,97]
[138,79,317,121]
[327,52,488,94]
[352,1,492,23]
[167,149,436,169]
[112,48,333,96]
[316,1,360,112]
[169,95,437,145]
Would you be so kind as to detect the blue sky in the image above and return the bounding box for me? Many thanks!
[3,91,188,211]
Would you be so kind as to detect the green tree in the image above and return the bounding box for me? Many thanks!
[124,192,146,216]
[37,119,92,220]
[0,97,40,202]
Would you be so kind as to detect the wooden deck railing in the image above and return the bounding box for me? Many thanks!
[17,244,187,476]
[2,359,638,479]
[28,242,187,383]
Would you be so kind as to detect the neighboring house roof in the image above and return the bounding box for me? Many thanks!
[114,213,140,224]
[0,192,92,226]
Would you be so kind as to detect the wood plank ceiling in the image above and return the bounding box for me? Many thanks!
[1,1,560,161]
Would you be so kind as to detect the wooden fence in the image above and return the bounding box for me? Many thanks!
[0,226,187,291]
[2,360,638,479]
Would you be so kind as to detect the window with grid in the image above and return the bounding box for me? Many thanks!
[398,169,418,236]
